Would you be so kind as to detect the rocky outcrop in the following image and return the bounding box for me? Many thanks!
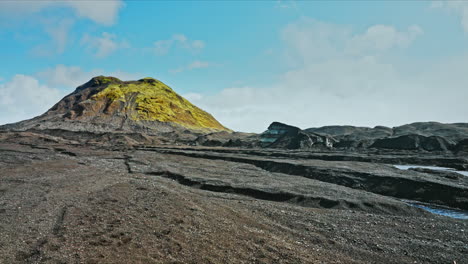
[453,139,468,153]
[392,122,468,142]
[261,122,334,149]
[370,134,454,151]
[306,122,468,151]
[306,125,393,141]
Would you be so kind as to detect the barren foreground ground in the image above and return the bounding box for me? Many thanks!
[1,139,467,263]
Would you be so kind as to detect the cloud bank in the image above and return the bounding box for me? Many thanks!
[0,75,65,125]
[187,18,468,132]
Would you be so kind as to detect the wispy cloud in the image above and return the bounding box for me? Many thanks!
[0,0,124,26]
[154,34,205,55]
[346,24,423,54]
[431,1,468,32]
[81,32,130,58]
[0,1,125,56]
[30,18,75,56]
[275,0,298,10]
[281,18,423,64]
[169,60,213,74]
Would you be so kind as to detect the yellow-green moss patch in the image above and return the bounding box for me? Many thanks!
[91,79,230,131]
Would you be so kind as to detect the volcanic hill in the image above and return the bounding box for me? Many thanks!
[1,76,230,134]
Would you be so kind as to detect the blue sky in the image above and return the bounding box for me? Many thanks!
[1,0,468,132]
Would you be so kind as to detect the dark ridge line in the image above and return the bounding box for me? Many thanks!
[141,148,468,211]
[54,148,78,157]
[137,146,468,171]
[146,170,407,215]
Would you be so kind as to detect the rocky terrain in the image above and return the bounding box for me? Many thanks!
[1,134,467,263]
[1,76,467,263]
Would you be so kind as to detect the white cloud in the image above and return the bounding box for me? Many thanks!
[0,0,124,26]
[0,1,124,56]
[183,93,204,102]
[281,19,351,63]
[66,1,124,26]
[170,60,212,73]
[275,0,298,10]
[281,18,423,65]
[81,32,129,58]
[187,18,467,133]
[153,34,205,55]
[36,65,141,88]
[0,75,66,125]
[46,18,74,54]
[431,1,468,32]
[154,40,173,56]
[346,25,423,54]
[188,61,210,70]
[31,18,75,56]
[191,40,205,50]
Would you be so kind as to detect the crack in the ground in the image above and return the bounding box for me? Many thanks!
[140,148,468,210]
[146,170,386,212]
[124,156,133,174]
[52,206,68,236]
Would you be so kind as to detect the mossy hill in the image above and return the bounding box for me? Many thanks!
[85,76,229,131]
[1,76,230,133]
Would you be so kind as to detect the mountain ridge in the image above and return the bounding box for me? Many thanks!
[305,121,468,143]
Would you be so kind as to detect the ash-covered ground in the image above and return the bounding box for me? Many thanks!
[0,132,467,263]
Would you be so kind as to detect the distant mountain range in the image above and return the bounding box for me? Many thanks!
[306,122,468,143]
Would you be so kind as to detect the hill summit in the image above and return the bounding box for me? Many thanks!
[1,76,230,133]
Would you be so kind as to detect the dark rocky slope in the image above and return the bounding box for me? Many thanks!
[261,122,334,150]
[370,134,455,151]
[306,121,468,151]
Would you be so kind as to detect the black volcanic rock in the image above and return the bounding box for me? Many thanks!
[370,134,454,151]
[408,167,462,180]
[393,122,468,142]
[307,122,468,144]
[261,122,334,149]
[306,125,392,149]
[306,125,393,141]
[453,139,468,153]
[306,122,468,152]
